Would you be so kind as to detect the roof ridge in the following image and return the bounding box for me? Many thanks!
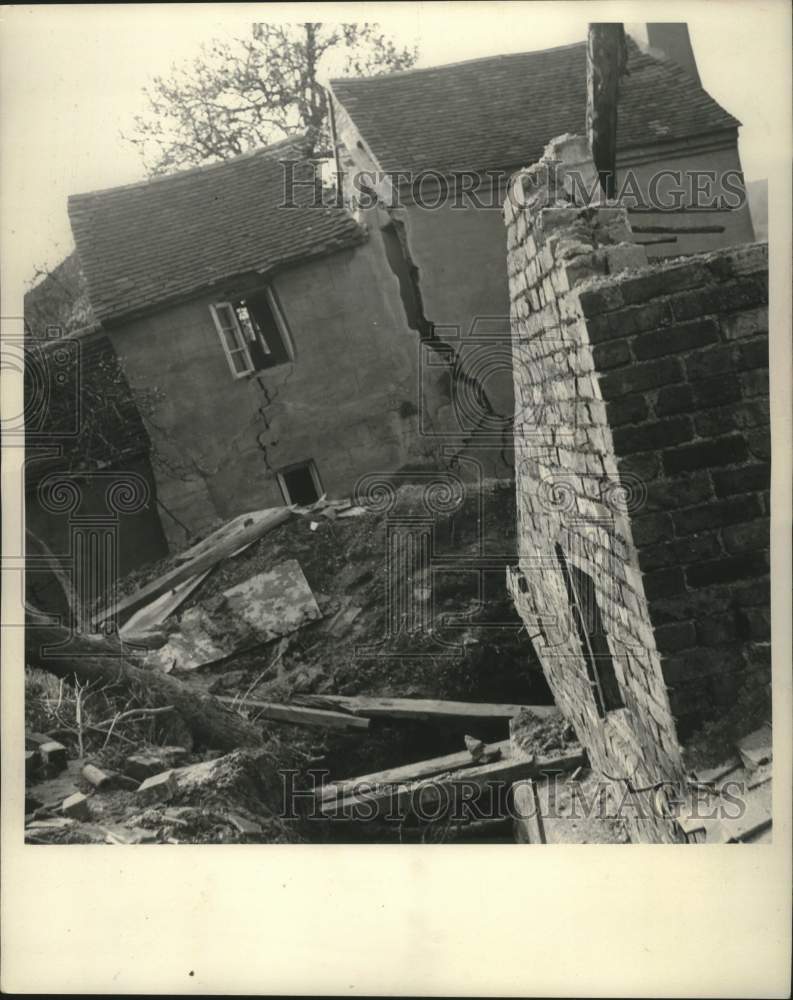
[330,38,587,85]
[68,134,310,203]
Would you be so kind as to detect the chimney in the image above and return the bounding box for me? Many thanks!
[645,23,701,85]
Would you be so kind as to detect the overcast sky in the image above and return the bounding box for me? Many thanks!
[2,1,790,289]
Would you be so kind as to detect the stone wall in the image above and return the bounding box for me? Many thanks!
[577,242,769,738]
[504,135,770,842]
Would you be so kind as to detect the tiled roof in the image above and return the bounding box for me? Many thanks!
[68,137,366,324]
[331,39,740,177]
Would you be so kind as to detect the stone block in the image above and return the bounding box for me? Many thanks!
[62,792,91,821]
[669,285,725,321]
[82,763,113,790]
[39,741,68,774]
[684,343,738,381]
[643,567,687,599]
[136,770,177,805]
[721,518,770,555]
[605,394,649,427]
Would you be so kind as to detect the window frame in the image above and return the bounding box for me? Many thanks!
[210,287,294,379]
[555,544,624,719]
[276,459,324,507]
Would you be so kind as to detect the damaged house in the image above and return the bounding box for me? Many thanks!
[329,24,755,442]
[67,137,481,549]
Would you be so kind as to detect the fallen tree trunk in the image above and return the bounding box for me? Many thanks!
[25,621,263,750]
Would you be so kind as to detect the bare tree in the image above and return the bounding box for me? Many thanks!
[126,22,417,174]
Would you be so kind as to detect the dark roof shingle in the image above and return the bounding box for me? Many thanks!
[69,138,366,324]
[331,40,740,176]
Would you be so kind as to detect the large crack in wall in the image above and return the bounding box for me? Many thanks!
[378,208,512,472]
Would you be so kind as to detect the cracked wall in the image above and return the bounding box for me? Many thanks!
[106,236,460,547]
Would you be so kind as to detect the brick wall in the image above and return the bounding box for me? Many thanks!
[578,243,769,738]
[504,134,770,842]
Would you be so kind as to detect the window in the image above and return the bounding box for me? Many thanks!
[277,460,323,506]
[555,544,624,718]
[210,288,292,378]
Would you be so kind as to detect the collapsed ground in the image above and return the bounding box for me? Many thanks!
[26,480,569,844]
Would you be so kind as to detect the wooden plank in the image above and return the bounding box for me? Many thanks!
[631,224,726,235]
[217,696,370,732]
[297,695,557,724]
[317,739,512,801]
[120,570,211,639]
[94,507,292,626]
[321,748,586,816]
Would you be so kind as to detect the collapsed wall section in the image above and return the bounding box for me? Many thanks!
[504,138,687,842]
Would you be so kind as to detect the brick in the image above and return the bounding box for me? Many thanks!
[671,495,763,536]
[696,613,738,645]
[685,551,768,588]
[39,741,68,773]
[736,607,771,640]
[654,384,693,417]
[662,434,748,476]
[719,276,768,311]
[740,370,769,398]
[586,299,673,343]
[578,282,624,316]
[62,792,91,821]
[738,339,769,369]
[746,428,771,461]
[644,472,712,512]
[82,763,113,790]
[694,407,740,438]
[671,531,723,564]
[632,318,719,360]
[613,416,692,455]
[731,578,771,607]
[654,621,696,653]
[721,307,768,341]
[643,566,686,599]
[619,262,708,305]
[706,244,767,281]
[669,285,724,321]
[722,518,769,554]
[25,750,39,779]
[632,512,674,546]
[711,463,770,497]
[639,542,675,569]
[599,357,683,398]
[124,749,188,781]
[592,339,631,370]
[136,770,177,805]
[691,375,742,409]
[734,399,770,429]
[684,344,738,381]
[606,394,648,427]
[617,451,660,483]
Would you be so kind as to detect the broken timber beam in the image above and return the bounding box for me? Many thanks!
[316,739,512,801]
[93,507,292,627]
[295,695,557,724]
[321,747,586,816]
[217,697,370,732]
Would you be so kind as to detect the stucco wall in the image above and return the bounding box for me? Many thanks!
[108,239,457,547]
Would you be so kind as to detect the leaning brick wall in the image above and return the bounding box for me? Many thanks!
[504,138,688,843]
[578,243,770,738]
